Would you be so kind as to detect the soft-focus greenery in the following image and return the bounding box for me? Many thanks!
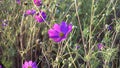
[0,0,120,68]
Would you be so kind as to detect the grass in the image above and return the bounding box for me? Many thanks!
[0,0,120,68]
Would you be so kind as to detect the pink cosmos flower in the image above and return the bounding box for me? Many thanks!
[97,43,104,50]
[24,9,36,17]
[22,61,37,68]
[48,21,72,42]
[16,0,20,4]
[34,11,47,23]
[33,0,42,6]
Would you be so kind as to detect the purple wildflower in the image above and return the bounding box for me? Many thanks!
[16,0,20,4]
[34,11,47,23]
[1,20,8,29]
[48,21,72,42]
[24,9,36,17]
[2,22,7,27]
[76,45,80,50]
[22,61,38,68]
[97,43,104,50]
[105,24,112,31]
[108,25,112,31]
[33,0,42,6]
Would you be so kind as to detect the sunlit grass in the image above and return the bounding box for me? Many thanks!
[0,0,120,68]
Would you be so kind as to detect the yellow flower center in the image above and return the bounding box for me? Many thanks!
[28,66,32,68]
[59,32,64,37]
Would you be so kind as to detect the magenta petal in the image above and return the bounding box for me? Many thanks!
[28,61,33,65]
[34,11,47,23]
[52,36,66,42]
[34,15,43,22]
[48,29,59,38]
[65,24,72,36]
[22,61,37,68]
[97,43,104,50]
[16,0,20,4]
[24,9,36,16]
[54,36,66,42]
[32,62,38,68]
[53,24,61,32]
[60,21,69,34]
[22,61,29,68]
[48,21,72,42]
[48,29,63,42]
[33,0,42,6]
[52,38,62,42]
[68,24,72,32]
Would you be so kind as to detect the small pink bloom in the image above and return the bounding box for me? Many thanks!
[34,11,47,23]
[48,21,72,42]
[33,0,42,6]
[22,61,38,68]
[24,9,36,17]
[16,0,20,4]
[97,43,104,50]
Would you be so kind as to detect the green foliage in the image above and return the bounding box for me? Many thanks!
[0,0,120,68]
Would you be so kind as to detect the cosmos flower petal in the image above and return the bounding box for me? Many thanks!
[48,21,72,42]
[24,61,29,66]
[28,61,33,65]
[33,0,42,6]
[22,61,37,68]
[53,23,61,32]
[54,36,66,42]
[66,24,72,36]
[48,29,59,38]
[34,15,43,22]
[97,43,104,50]
[16,0,20,4]
[24,9,36,16]
[68,24,72,32]
[41,11,47,19]
[60,21,69,34]
[22,61,29,68]
[52,37,63,42]
[34,11,47,23]
[32,62,38,68]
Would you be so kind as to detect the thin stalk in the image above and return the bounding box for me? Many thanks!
[89,0,95,51]
[67,44,77,68]
[20,11,26,64]
[74,0,86,55]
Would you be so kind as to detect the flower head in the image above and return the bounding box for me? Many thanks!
[1,20,8,29]
[105,24,112,31]
[48,21,72,42]
[34,11,47,23]
[33,0,42,6]
[108,25,112,31]
[76,45,80,50]
[16,0,20,4]
[24,9,36,17]
[97,43,104,50]
[2,22,8,27]
[22,61,37,68]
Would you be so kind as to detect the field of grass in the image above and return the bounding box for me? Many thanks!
[0,0,120,68]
